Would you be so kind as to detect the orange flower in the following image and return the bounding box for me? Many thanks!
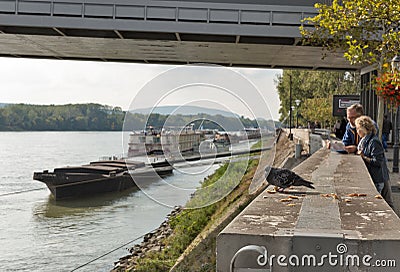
[375,72,400,105]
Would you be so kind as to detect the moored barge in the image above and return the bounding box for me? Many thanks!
[33,159,173,200]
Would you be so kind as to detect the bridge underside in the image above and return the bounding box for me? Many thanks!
[0,31,354,70]
[0,0,355,70]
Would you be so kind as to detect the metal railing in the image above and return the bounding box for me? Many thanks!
[0,0,316,29]
[230,244,270,272]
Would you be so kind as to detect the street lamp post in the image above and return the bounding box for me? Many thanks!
[288,75,293,140]
[295,99,301,128]
[291,106,295,128]
[392,56,400,173]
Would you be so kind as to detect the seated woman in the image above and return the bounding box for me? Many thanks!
[355,115,389,194]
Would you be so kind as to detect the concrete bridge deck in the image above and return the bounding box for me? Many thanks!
[0,0,357,70]
[217,146,400,271]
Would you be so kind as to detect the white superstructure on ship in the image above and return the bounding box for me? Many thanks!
[128,126,203,157]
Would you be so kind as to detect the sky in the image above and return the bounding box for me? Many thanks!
[0,57,282,120]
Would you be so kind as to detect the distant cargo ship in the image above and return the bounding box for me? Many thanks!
[33,159,173,200]
[128,126,204,157]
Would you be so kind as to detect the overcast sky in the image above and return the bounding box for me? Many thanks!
[0,57,282,120]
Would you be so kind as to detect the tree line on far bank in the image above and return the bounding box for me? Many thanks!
[0,103,124,131]
[0,103,273,131]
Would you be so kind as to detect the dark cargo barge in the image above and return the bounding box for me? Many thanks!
[33,159,173,200]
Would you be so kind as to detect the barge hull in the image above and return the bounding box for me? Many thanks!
[33,160,173,200]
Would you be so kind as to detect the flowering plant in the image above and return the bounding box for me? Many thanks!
[375,71,400,105]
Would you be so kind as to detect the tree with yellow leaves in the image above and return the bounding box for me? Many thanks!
[275,70,358,128]
[300,0,400,133]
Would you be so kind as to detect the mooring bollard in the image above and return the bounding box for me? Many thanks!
[295,143,302,158]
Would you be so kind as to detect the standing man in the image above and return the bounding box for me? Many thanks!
[342,103,363,154]
[342,103,394,208]
[334,120,342,138]
[382,115,392,152]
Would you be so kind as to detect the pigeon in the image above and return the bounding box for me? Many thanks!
[264,166,315,191]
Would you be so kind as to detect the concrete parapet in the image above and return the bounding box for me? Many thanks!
[282,128,328,155]
[217,148,400,271]
[283,129,310,154]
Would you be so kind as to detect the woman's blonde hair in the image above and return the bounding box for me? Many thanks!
[355,115,376,135]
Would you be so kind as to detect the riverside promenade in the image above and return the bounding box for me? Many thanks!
[217,130,400,271]
[383,146,400,216]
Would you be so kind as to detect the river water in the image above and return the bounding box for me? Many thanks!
[0,132,221,272]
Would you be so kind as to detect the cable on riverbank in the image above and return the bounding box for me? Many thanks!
[69,228,158,272]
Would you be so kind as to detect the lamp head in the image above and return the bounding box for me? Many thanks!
[391,55,400,72]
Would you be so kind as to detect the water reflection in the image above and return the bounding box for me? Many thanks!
[34,187,139,218]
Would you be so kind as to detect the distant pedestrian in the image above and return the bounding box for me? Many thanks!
[340,117,347,138]
[333,120,341,139]
[382,115,392,152]
[356,116,389,194]
[334,120,342,139]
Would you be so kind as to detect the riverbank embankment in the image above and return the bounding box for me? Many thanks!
[112,130,298,271]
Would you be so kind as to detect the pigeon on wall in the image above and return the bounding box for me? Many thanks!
[265,166,315,191]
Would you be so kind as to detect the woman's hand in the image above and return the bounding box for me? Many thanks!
[360,152,371,163]
[344,145,357,154]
